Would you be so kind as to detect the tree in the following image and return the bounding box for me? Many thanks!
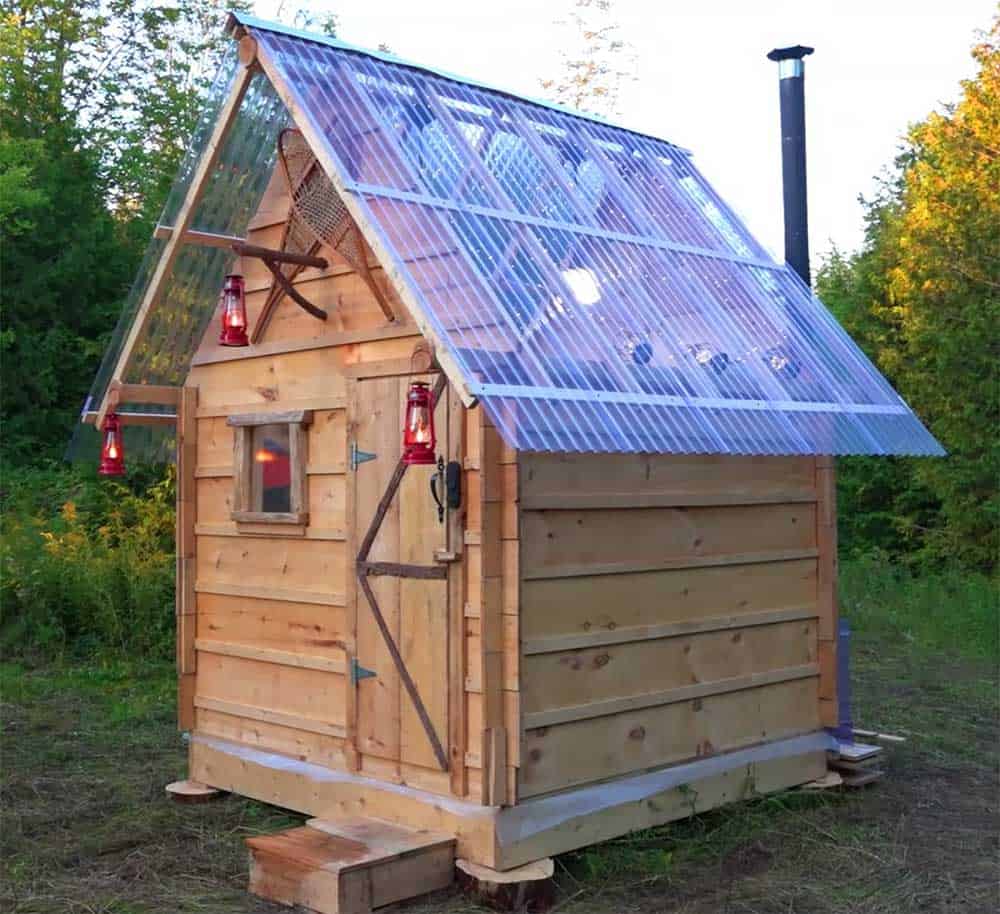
[540,0,636,118]
[817,18,999,570]
[0,1,245,463]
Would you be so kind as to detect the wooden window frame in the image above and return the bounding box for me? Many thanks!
[227,410,312,526]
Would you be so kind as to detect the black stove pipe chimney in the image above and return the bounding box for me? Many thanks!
[767,44,814,286]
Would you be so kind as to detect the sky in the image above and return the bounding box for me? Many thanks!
[254,0,993,263]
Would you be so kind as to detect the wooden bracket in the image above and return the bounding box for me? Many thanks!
[354,374,451,771]
[232,242,329,324]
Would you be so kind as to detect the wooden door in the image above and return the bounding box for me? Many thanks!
[349,375,451,776]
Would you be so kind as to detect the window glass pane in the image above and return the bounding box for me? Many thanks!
[251,424,291,513]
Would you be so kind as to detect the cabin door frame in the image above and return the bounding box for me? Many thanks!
[346,374,454,778]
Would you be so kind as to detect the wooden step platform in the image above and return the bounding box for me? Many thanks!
[246,817,455,913]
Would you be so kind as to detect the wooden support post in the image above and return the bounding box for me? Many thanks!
[816,456,839,728]
[479,412,508,806]
[165,779,222,803]
[95,48,258,428]
[447,385,468,797]
[176,386,198,731]
[456,858,554,912]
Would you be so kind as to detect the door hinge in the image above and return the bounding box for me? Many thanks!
[350,441,376,471]
[350,657,377,686]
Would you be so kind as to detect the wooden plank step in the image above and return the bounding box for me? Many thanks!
[246,818,455,914]
[839,768,884,788]
[829,756,882,774]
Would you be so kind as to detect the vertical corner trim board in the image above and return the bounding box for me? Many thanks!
[815,456,839,726]
[177,386,199,731]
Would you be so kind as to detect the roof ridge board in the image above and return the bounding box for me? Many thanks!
[226,11,692,156]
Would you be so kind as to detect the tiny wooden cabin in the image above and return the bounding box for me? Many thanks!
[83,14,943,910]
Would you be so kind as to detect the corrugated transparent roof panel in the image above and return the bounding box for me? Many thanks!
[250,23,942,457]
[79,50,289,460]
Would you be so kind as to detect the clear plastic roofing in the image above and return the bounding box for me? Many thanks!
[241,18,942,457]
[74,49,289,460]
[83,14,944,459]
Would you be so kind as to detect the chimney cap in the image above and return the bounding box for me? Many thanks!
[767,45,814,62]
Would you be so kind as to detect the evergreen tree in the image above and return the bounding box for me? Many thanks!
[817,19,999,570]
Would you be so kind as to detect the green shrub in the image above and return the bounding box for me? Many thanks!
[0,462,175,660]
[840,555,999,663]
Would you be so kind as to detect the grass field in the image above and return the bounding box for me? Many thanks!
[1,561,997,914]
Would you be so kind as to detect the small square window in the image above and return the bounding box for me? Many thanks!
[227,411,312,526]
[251,424,291,513]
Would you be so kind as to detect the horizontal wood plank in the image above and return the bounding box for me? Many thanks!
[195,651,346,729]
[519,678,819,797]
[520,491,817,510]
[520,503,817,580]
[520,453,816,502]
[195,638,347,674]
[227,410,313,427]
[522,548,818,581]
[196,535,345,598]
[522,605,817,655]
[198,397,345,418]
[523,664,819,729]
[521,558,818,641]
[196,592,346,653]
[190,322,417,367]
[195,707,348,770]
[194,696,347,739]
[196,582,346,607]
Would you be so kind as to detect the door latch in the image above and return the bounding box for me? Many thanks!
[430,458,462,524]
[350,657,377,685]
[350,441,376,471]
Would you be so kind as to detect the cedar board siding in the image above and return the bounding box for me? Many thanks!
[516,453,831,799]
[183,168,500,802]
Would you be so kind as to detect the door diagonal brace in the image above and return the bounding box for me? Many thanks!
[355,375,450,771]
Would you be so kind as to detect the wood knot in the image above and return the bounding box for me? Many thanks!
[593,653,610,668]
[582,621,592,631]
[692,698,703,711]
[629,726,646,741]
[731,631,742,643]
[683,643,692,654]
[528,748,543,762]
[254,386,279,401]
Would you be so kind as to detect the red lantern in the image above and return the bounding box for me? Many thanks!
[218,274,249,347]
[98,412,125,477]
[402,381,436,465]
